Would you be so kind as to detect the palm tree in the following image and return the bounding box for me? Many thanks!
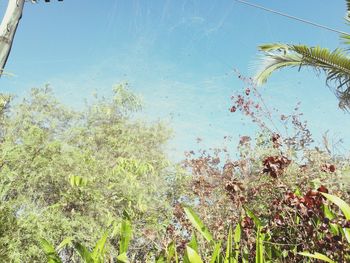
[255,1,350,110]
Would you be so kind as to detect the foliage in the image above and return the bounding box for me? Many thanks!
[166,73,350,262]
[2,79,350,262]
[0,84,185,262]
[39,190,350,262]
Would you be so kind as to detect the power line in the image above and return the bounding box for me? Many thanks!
[235,0,350,36]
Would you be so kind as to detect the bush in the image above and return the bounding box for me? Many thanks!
[163,74,350,262]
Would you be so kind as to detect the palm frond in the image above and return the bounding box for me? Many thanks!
[255,43,304,86]
[346,0,350,22]
[255,44,350,110]
[341,33,350,47]
[339,1,350,46]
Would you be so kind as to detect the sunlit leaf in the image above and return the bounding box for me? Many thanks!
[299,252,335,263]
[244,207,262,227]
[91,231,108,260]
[74,242,94,263]
[57,237,73,252]
[188,233,199,252]
[224,226,232,263]
[119,219,132,254]
[233,223,241,262]
[322,193,350,220]
[343,227,350,244]
[39,238,63,263]
[255,227,265,263]
[186,246,204,263]
[117,252,130,263]
[184,206,214,243]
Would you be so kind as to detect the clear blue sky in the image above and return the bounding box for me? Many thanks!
[0,0,349,160]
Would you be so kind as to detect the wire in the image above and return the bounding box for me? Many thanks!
[235,0,350,36]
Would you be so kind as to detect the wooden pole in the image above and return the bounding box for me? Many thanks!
[0,0,25,76]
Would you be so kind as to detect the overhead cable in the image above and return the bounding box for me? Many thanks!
[235,0,350,36]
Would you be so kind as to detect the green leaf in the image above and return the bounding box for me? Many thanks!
[323,204,335,220]
[39,238,63,263]
[186,246,204,263]
[57,237,73,252]
[294,187,302,197]
[116,252,130,263]
[330,223,340,236]
[242,247,249,263]
[119,219,132,254]
[74,243,94,263]
[91,231,109,260]
[184,206,214,243]
[210,242,221,263]
[343,227,350,244]
[255,227,265,263]
[322,193,350,220]
[259,43,289,52]
[69,175,88,187]
[224,226,232,263]
[298,252,335,263]
[188,233,199,252]
[166,241,178,263]
[244,207,262,227]
[233,223,241,262]
[255,43,350,110]
[323,203,341,235]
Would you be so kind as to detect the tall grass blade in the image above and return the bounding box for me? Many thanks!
[224,226,232,263]
[255,227,264,263]
[209,242,221,263]
[233,223,241,262]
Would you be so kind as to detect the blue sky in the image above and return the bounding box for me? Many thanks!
[0,0,349,160]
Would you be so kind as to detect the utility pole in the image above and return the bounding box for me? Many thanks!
[0,0,63,76]
[0,0,25,75]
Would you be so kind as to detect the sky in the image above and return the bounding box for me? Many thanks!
[0,0,349,160]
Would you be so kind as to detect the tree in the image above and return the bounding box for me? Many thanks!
[255,1,350,110]
[0,84,184,262]
[0,0,63,75]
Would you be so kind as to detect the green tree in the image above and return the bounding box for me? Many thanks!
[0,84,184,262]
[255,1,350,110]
